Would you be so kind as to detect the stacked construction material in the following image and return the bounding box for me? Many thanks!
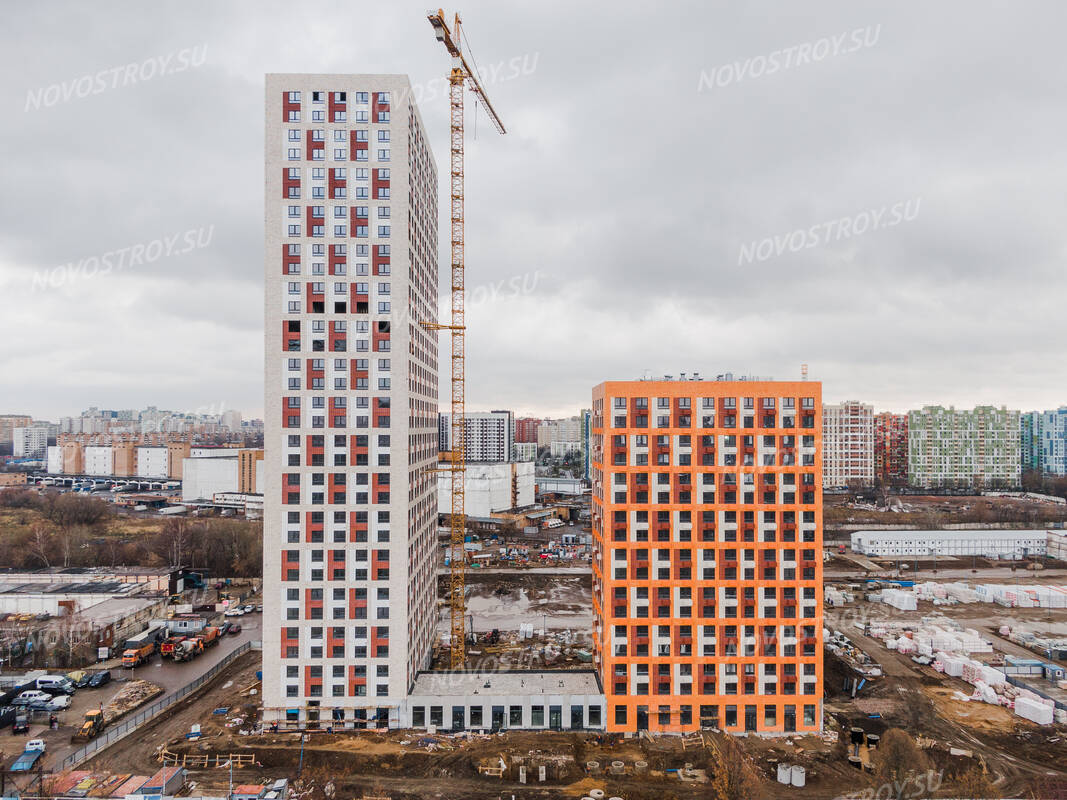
[1015,694,1055,724]
[882,588,917,611]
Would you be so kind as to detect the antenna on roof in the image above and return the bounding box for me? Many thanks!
[801,363,809,381]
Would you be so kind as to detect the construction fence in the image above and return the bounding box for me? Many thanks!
[59,641,256,770]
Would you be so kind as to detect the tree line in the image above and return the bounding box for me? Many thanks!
[0,488,261,577]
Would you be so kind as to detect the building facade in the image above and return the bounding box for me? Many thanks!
[512,442,537,462]
[821,401,873,488]
[438,410,513,463]
[1038,407,1067,476]
[581,408,593,480]
[591,378,823,735]
[515,417,541,444]
[262,75,439,727]
[0,415,32,449]
[873,412,908,485]
[12,425,49,460]
[851,529,1048,559]
[1020,411,1041,474]
[907,406,1021,489]
[537,417,581,452]
[437,462,534,518]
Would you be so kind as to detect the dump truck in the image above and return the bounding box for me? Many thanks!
[160,636,187,658]
[10,743,44,772]
[198,627,221,648]
[71,709,105,742]
[122,642,155,668]
[172,638,204,663]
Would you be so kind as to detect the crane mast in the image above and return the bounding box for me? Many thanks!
[425,8,506,669]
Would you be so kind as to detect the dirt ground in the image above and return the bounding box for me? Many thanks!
[825,492,1067,530]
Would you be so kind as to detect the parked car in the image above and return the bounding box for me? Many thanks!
[43,695,72,711]
[218,622,232,635]
[12,691,50,707]
[224,608,244,617]
[242,605,255,613]
[34,675,75,695]
[68,670,91,689]
[228,623,242,635]
[255,605,263,613]
[87,670,111,689]
[12,709,29,734]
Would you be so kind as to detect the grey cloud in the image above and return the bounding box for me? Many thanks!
[1,0,1066,419]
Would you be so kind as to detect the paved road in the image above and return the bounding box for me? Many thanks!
[12,616,261,774]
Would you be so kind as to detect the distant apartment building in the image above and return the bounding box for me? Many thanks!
[907,405,1021,489]
[512,442,537,462]
[438,410,514,463]
[58,406,249,437]
[1037,407,1067,476]
[262,75,440,728]
[538,417,582,455]
[592,377,823,734]
[873,412,908,484]
[581,408,593,480]
[515,417,541,444]
[13,425,49,459]
[1020,411,1041,474]
[0,415,32,450]
[821,401,873,488]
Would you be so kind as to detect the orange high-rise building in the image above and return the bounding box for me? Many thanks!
[591,377,823,734]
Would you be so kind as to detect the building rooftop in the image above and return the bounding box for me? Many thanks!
[0,580,135,595]
[852,529,1051,540]
[410,669,602,697]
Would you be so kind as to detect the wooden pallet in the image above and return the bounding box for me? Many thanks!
[682,732,706,750]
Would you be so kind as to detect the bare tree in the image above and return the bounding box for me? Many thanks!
[28,523,52,567]
[874,728,929,798]
[708,734,759,800]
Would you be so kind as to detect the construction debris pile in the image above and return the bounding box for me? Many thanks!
[102,679,163,725]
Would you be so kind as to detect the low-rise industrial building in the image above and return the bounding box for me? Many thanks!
[851,529,1049,559]
[398,670,605,731]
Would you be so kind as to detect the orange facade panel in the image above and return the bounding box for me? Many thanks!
[590,379,823,735]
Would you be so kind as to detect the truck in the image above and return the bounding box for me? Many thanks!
[160,636,187,658]
[172,638,204,663]
[71,709,105,742]
[121,625,164,653]
[122,642,155,668]
[198,627,221,648]
[10,744,44,772]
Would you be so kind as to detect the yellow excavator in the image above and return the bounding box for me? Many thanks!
[71,709,105,742]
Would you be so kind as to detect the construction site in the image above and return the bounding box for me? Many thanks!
[8,6,1067,800]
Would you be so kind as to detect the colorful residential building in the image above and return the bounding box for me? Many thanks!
[591,377,823,734]
[874,412,908,485]
[262,76,440,727]
[907,406,1020,489]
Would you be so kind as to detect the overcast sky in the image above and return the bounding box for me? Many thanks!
[2,1,1065,421]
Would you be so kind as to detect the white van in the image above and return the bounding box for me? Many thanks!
[35,675,75,695]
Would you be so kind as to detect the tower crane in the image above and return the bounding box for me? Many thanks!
[424,9,506,668]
